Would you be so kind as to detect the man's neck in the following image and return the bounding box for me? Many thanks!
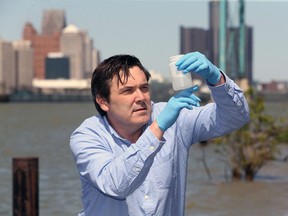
[116,126,144,143]
[105,116,144,143]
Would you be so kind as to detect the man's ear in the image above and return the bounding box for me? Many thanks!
[96,96,109,111]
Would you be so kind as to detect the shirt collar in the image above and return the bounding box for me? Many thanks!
[103,115,151,144]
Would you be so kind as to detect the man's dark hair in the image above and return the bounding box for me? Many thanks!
[91,54,151,116]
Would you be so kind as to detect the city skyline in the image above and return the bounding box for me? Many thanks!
[1,0,288,83]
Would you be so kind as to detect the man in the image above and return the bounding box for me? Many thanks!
[70,52,250,216]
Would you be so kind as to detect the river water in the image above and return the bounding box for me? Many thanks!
[0,102,288,216]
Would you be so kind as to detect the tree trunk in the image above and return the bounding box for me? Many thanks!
[244,165,255,181]
[232,167,242,180]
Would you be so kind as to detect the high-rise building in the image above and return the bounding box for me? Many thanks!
[0,38,16,95]
[180,27,210,81]
[60,25,84,79]
[23,22,38,42]
[83,32,94,79]
[22,10,98,82]
[45,52,69,79]
[179,0,253,84]
[60,25,95,79]
[23,22,62,79]
[42,10,66,35]
[180,27,210,57]
[13,40,34,90]
[92,48,100,72]
[225,26,253,81]
[209,0,228,66]
[245,27,253,83]
[23,10,66,79]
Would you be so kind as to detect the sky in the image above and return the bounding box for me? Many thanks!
[0,0,287,83]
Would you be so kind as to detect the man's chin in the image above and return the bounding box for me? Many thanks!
[133,114,150,125]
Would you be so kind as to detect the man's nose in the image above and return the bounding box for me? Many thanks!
[135,89,145,101]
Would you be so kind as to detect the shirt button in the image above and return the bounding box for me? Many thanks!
[144,195,150,200]
[237,100,242,107]
[149,146,155,151]
[135,167,141,172]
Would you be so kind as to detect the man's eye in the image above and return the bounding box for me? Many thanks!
[141,86,149,92]
[123,89,133,93]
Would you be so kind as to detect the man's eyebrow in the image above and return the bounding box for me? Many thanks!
[118,85,134,92]
[118,82,149,91]
[120,85,133,89]
[139,82,149,87]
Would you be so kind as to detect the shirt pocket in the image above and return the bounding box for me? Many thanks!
[150,154,174,189]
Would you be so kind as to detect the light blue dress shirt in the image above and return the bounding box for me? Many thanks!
[70,75,250,216]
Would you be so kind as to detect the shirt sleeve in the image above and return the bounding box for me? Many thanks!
[70,120,165,199]
[175,73,250,146]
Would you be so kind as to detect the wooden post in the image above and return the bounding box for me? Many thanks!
[13,157,39,216]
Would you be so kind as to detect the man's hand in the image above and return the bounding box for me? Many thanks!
[176,52,221,85]
[156,85,201,131]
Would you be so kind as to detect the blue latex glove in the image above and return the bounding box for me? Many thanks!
[156,85,201,131]
[175,52,221,85]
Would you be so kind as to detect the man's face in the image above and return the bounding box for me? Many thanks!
[99,66,152,133]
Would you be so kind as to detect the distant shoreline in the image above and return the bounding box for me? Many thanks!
[0,91,287,103]
[0,93,92,103]
[259,92,288,102]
